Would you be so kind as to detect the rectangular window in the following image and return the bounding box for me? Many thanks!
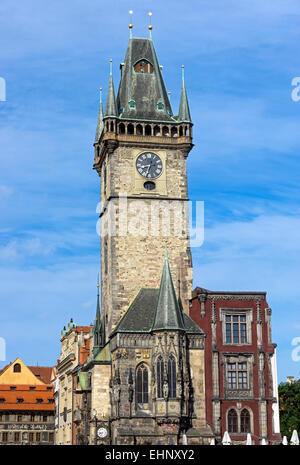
[17,415,22,422]
[36,432,41,443]
[227,361,248,390]
[31,414,35,422]
[2,432,8,442]
[49,432,54,443]
[225,314,247,344]
[29,433,34,443]
[14,432,20,443]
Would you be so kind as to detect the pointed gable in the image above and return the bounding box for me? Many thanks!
[0,358,45,385]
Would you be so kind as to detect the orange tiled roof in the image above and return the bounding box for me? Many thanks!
[76,326,91,334]
[28,366,53,384]
[0,385,54,411]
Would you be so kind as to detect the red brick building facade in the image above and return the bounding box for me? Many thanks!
[189,287,281,444]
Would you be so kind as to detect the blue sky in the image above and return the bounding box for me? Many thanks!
[0,0,299,382]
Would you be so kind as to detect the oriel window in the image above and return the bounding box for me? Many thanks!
[136,364,148,405]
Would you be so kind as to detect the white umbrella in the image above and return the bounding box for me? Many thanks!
[282,436,288,445]
[261,438,267,445]
[222,431,232,445]
[210,438,215,445]
[246,433,252,445]
[182,434,187,445]
[290,430,299,445]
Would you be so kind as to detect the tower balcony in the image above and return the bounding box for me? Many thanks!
[93,118,193,170]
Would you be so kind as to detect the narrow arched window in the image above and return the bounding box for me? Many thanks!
[104,241,108,274]
[241,409,250,433]
[168,355,176,398]
[157,356,164,398]
[136,364,148,404]
[103,164,107,190]
[228,409,238,433]
[134,60,153,74]
[13,363,21,373]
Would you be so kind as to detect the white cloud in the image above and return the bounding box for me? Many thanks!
[192,213,300,298]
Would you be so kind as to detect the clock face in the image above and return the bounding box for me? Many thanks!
[97,427,107,438]
[136,152,163,179]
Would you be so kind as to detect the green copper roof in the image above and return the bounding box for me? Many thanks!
[116,37,174,122]
[152,255,185,331]
[95,89,104,143]
[78,371,89,391]
[178,68,192,123]
[94,342,111,362]
[105,72,118,117]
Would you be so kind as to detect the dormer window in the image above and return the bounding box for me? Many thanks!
[13,363,21,373]
[128,99,136,109]
[134,59,153,74]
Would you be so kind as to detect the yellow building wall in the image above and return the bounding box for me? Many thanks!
[0,358,44,385]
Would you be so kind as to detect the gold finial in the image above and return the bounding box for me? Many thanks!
[129,10,133,38]
[148,12,153,38]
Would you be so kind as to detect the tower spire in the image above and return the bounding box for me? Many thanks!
[178,65,192,123]
[94,87,104,143]
[105,59,118,117]
[152,249,185,331]
[148,12,153,40]
[93,274,105,356]
[129,10,133,39]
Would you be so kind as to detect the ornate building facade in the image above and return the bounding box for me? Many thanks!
[0,358,54,445]
[190,288,281,444]
[54,27,281,445]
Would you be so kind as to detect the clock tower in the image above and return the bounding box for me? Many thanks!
[93,34,194,337]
